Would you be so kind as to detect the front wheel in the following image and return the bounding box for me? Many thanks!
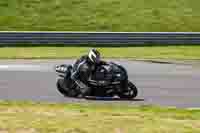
[56,78,68,96]
[56,78,80,97]
[119,81,138,99]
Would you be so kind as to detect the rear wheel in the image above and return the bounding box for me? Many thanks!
[119,81,138,99]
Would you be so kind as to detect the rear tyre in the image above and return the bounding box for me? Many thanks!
[119,80,138,99]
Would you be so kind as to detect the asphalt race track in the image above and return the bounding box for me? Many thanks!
[0,59,200,108]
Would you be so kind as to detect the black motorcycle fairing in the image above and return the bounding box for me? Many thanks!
[86,62,129,95]
[55,64,72,74]
[91,65,111,81]
[55,61,137,98]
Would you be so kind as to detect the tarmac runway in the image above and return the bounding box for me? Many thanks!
[0,59,199,108]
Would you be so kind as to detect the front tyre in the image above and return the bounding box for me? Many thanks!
[119,81,138,99]
[56,78,68,96]
[56,78,80,97]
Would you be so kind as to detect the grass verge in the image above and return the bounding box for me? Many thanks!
[1,0,200,31]
[0,100,200,133]
[0,46,199,59]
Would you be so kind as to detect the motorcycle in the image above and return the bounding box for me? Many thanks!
[55,61,138,99]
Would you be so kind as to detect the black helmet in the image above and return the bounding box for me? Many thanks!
[88,48,101,64]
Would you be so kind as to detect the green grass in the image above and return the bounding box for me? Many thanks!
[0,46,200,59]
[0,0,200,31]
[0,100,200,133]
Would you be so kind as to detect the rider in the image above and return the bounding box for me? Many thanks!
[70,48,108,96]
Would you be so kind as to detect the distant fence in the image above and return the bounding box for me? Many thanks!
[0,31,200,46]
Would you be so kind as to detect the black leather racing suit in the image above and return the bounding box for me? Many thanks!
[71,55,107,95]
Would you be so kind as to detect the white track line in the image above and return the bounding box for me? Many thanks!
[0,65,51,71]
